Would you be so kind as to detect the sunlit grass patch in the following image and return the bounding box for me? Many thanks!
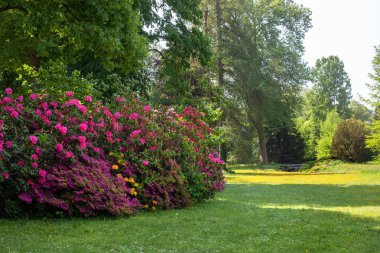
[226,163,380,185]
[258,204,380,219]
[226,173,380,185]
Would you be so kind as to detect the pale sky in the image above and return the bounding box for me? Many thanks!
[294,0,380,100]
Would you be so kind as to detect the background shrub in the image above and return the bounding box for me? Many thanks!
[316,110,341,160]
[331,119,371,162]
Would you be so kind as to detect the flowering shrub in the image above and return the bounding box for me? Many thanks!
[0,88,225,217]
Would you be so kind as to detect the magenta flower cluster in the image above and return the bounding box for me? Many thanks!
[0,88,225,217]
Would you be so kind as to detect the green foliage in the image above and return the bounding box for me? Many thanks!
[8,61,97,100]
[137,0,212,103]
[349,100,372,123]
[0,0,147,74]
[316,110,341,160]
[331,119,370,162]
[296,55,353,160]
[220,0,311,163]
[365,46,380,160]
[295,91,321,160]
[311,56,352,118]
[300,159,343,172]
[366,118,380,160]
[267,127,306,164]
[365,46,380,107]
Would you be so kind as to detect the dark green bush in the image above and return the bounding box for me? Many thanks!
[331,119,371,162]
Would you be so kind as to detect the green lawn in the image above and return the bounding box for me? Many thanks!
[1,163,380,252]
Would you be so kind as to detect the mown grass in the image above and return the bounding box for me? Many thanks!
[1,163,379,252]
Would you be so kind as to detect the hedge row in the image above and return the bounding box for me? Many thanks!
[0,88,225,217]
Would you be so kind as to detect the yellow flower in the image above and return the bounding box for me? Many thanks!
[116,174,123,178]
[109,152,114,156]
[144,204,149,209]
[151,206,156,211]
[130,178,135,183]
[112,164,119,170]
[152,200,158,205]
[117,159,123,165]
[121,154,125,158]
[134,183,139,187]
[130,188,137,196]
[124,177,129,182]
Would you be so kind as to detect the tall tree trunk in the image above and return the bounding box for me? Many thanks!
[220,142,227,162]
[255,123,268,164]
[204,5,209,35]
[215,0,223,86]
[29,49,41,70]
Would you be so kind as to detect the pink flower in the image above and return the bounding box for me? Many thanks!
[50,101,58,108]
[55,123,68,135]
[115,96,125,103]
[19,193,32,204]
[5,141,12,149]
[55,143,63,153]
[17,96,23,102]
[41,102,48,110]
[93,147,101,153]
[31,154,38,160]
[35,147,42,155]
[65,151,74,159]
[5,87,13,95]
[77,105,87,114]
[65,99,80,106]
[39,169,47,177]
[2,97,12,103]
[29,94,39,100]
[114,112,121,119]
[142,160,149,166]
[105,131,113,142]
[29,136,38,145]
[17,161,25,166]
[32,162,38,169]
[2,172,10,180]
[45,110,52,117]
[79,123,88,132]
[65,91,74,97]
[84,96,93,102]
[78,136,86,149]
[140,138,146,144]
[144,105,151,112]
[10,110,18,118]
[129,129,142,138]
[129,113,139,120]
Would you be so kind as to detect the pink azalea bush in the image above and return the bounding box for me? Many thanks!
[0,87,225,217]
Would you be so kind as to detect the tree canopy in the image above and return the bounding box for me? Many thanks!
[311,56,352,118]
[0,0,146,73]
[220,0,311,163]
